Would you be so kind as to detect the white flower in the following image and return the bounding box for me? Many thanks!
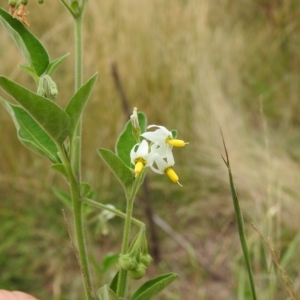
[151,147,182,186]
[141,125,187,149]
[130,140,155,175]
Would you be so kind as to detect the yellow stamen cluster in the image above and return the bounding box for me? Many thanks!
[134,158,146,175]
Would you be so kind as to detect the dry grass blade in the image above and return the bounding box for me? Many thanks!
[252,223,298,300]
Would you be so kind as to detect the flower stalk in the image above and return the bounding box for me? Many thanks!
[117,173,144,298]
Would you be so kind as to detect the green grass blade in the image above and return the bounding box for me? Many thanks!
[221,132,257,300]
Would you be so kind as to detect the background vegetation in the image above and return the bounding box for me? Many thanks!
[1,0,300,299]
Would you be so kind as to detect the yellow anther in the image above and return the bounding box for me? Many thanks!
[166,168,178,182]
[167,139,187,147]
[134,161,144,175]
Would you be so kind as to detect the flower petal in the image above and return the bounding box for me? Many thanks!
[165,147,175,166]
[136,139,149,157]
[151,154,167,174]
[141,130,166,143]
[130,143,140,164]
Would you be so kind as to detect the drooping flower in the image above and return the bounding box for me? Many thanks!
[151,147,182,186]
[141,125,187,149]
[130,140,155,175]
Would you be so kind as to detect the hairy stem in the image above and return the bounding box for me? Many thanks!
[59,1,91,299]
[71,15,83,180]
[58,145,93,300]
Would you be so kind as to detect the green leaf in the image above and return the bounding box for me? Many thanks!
[51,163,68,180]
[0,76,70,144]
[0,97,60,162]
[0,8,49,76]
[65,73,98,139]
[80,182,91,197]
[100,254,119,272]
[97,285,119,300]
[45,53,70,76]
[53,188,72,209]
[19,65,40,83]
[110,271,119,294]
[130,273,178,300]
[97,148,134,189]
[115,112,147,167]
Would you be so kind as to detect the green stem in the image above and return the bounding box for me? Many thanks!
[60,2,91,299]
[117,175,143,298]
[81,197,144,228]
[71,15,83,181]
[74,15,83,92]
[58,145,93,300]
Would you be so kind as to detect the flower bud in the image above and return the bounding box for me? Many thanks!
[128,263,146,280]
[139,253,152,267]
[71,0,80,13]
[49,81,58,99]
[130,107,141,143]
[37,77,46,97]
[118,254,137,271]
[38,0,45,4]
[39,75,58,100]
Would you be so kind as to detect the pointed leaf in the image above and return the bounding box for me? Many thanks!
[110,271,119,294]
[97,285,119,300]
[100,254,119,272]
[19,65,39,83]
[65,73,98,139]
[97,148,134,189]
[51,163,68,180]
[0,76,70,144]
[53,188,72,209]
[130,273,178,300]
[45,53,70,76]
[116,112,147,167]
[0,97,60,162]
[0,8,49,75]
[80,182,91,197]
